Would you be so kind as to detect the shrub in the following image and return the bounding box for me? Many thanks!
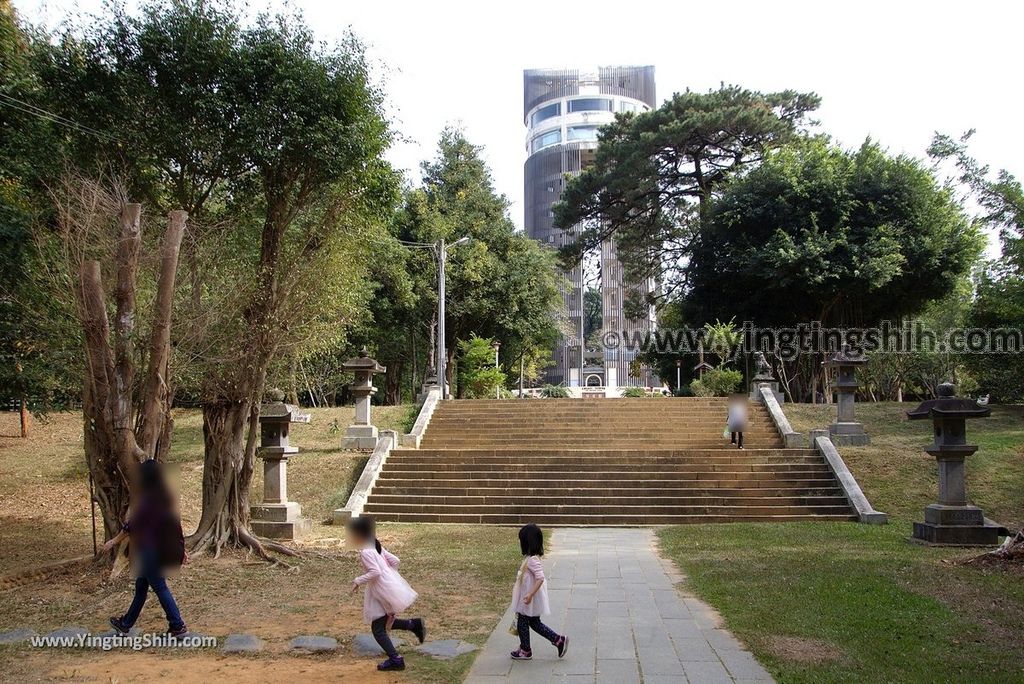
[690,367,743,397]
[541,384,570,398]
[622,387,646,398]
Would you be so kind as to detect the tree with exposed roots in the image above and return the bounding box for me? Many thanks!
[33,1,396,559]
[41,176,184,540]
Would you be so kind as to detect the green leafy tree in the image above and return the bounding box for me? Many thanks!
[554,85,820,295]
[30,0,397,557]
[929,131,1024,401]
[401,129,562,397]
[457,334,506,398]
[680,136,982,401]
[0,1,81,421]
[691,367,743,397]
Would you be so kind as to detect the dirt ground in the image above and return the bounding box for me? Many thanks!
[0,409,517,683]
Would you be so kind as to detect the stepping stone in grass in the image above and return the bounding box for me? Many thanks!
[352,633,405,656]
[222,634,264,653]
[289,635,338,653]
[44,627,90,642]
[0,628,37,645]
[416,639,477,660]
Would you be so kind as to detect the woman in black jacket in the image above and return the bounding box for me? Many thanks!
[103,459,188,636]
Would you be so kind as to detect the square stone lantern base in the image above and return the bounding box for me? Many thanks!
[829,421,870,446]
[342,424,379,451]
[912,504,1001,546]
[251,501,311,540]
[251,502,311,540]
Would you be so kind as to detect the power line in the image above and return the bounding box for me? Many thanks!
[0,92,121,143]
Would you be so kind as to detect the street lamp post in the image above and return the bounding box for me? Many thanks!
[436,236,469,401]
[492,340,501,399]
[676,359,682,394]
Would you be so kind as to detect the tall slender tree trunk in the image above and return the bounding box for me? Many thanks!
[19,397,29,438]
[76,204,185,543]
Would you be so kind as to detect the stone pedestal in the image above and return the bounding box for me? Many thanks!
[907,383,1000,546]
[824,347,869,445]
[342,347,386,451]
[249,399,311,540]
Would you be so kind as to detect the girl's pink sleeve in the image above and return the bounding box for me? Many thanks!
[353,549,381,585]
[382,548,400,568]
[527,556,545,580]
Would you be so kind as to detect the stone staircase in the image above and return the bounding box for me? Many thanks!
[362,398,858,525]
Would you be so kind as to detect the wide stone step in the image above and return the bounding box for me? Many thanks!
[428,417,770,421]
[364,502,854,515]
[363,512,860,524]
[419,441,785,449]
[395,448,816,458]
[379,462,830,474]
[389,456,825,467]
[366,493,849,507]
[372,484,845,497]
[375,475,839,487]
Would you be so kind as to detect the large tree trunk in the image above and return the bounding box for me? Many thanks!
[188,201,298,561]
[192,396,251,555]
[76,204,185,543]
[385,358,403,405]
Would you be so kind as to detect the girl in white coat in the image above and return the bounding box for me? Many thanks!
[348,516,425,672]
[510,523,568,660]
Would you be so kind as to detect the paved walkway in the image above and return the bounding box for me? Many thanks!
[466,528,774,684]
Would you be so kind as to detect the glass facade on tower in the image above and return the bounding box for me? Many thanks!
[523,66,659,390]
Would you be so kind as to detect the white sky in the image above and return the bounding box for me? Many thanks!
[22,0,1024,254]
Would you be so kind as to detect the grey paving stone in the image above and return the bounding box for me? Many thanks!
[706,627,746,652]
[682,659,734,684]
[637,648,686,676]
[672,637,721,662]
[466,529,774,684]
[0,628,37,645]
[719,648,774,680]
[352,632,405,656]
[663,618,703,641]
[467,650,513,677]
[416,638,477,659]
[596,658,640,684]
[642,676,690,684]
[289,635,338,653]
[222,633,263,653]
[596,601,628,618]
[692,608,724,629]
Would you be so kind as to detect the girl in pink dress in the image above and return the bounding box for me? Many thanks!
[510,523,568,660]
[348,516,425,671]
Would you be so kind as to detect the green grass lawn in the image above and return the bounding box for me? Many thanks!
[658,401,1024,684]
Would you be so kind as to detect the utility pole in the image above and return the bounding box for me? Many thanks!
[492,341,501,399]
[437,238,447,400]
[578,264,585,389]
[436,236,470,401]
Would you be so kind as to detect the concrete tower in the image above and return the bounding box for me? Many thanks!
[523,66,658,390]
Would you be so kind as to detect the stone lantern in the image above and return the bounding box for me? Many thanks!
[823,345,869,445]
[907,382,1000,545]
[250,392,311,540]
[342,346,386,450]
